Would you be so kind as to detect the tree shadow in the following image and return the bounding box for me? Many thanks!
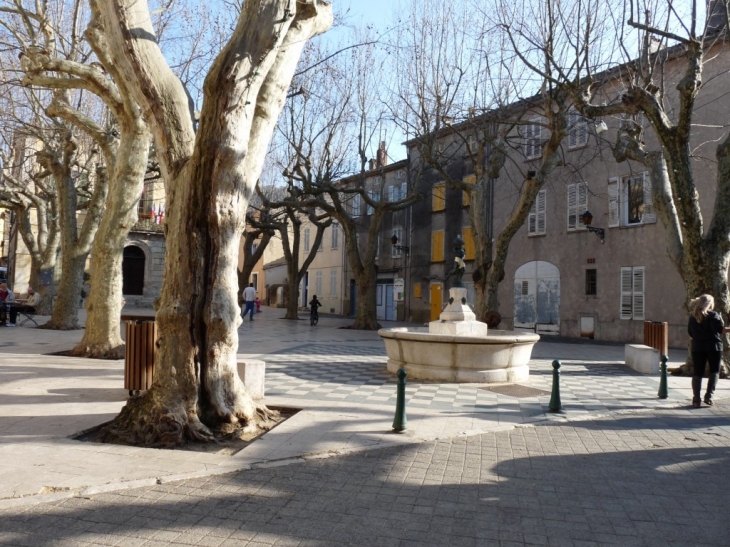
[1,427,728,547]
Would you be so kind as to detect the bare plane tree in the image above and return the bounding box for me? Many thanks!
[90,0,332,446]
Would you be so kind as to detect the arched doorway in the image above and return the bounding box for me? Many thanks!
[514,261,560,334]
[122,246,145,295]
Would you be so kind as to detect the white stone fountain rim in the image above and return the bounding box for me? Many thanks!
[378,327,540,345]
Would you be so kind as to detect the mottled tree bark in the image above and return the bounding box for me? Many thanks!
[95,0,332,446]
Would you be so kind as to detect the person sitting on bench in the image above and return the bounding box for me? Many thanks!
[8,286,40,327]
[0,282,15,326]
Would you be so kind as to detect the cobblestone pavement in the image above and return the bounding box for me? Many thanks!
[2,402,729,547]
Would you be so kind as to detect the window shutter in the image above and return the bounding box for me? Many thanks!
[567,183,577,230]
[608,178,619,227]
[620,267,633,320]
[352,195,361,217]
[432,183,446,212]
[536,189,546,234]
[642,172,656,224]
[400,182,408,200]
[388,186,395,202]
[431,231,444,262]
[632,267,645,320]
[462,227,475,260]
[578,183,588,230]
[569,111,578,148]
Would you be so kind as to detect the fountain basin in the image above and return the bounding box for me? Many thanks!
[378,327,540,383]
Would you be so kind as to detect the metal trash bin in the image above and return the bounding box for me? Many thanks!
[643,321,668,357]
[122,314,158,396]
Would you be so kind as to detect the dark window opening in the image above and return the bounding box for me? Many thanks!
[122,246,145,295]
[585,269,597,296]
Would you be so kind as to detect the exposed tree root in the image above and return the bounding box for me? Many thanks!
[37,320,80,331]
[68,342,125,360]
[97,392,280,448]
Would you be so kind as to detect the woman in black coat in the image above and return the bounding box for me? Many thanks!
[687,294,730,407]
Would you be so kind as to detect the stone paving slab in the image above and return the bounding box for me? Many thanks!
[0,310,727,509]
[1,402,729,546]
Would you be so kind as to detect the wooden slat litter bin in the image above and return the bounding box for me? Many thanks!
[643,321,668,357]
[122,314,158,394]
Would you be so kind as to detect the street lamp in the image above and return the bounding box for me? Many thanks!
[581,211,605,243]
[391,233,410,255]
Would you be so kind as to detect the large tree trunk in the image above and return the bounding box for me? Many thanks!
[97,0,332,447]
[350,265,379,330]
[71,125,150,358]
[285,272,301,320]
[42,252,85,329]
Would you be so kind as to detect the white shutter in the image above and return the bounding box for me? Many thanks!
[388,186,395,202]
[632,267,645,320]
[536,189,546,234]
[352,194,361,217]
[316,271,323,295]
[567,183,577,230]
[620,267,633,320]
[642,172,656,224]
[578,183,588,230]
[330,270,337,297]
[304,228,310,252]
[608,177,619,227]
[568,111,577,148]
[400,182,408,200]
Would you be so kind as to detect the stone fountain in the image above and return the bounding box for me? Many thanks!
[378,236,539,383]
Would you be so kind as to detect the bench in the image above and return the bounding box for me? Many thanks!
[625,344,660,374]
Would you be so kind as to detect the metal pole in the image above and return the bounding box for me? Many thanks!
[548,359,563,412]
[657,355,668,399]
[392,367,408,431]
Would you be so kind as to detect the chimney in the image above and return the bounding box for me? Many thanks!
[368,158,376,170]
[376,141,388,168]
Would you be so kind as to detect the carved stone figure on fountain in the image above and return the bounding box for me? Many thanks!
[447,235,466,289]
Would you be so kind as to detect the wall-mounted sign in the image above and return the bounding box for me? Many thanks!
[394,278,405,302]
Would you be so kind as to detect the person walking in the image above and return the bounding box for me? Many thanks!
[688,294,730,407]
[242,282,257,321]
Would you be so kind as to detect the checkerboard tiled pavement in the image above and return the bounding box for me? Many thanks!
[263,341,689,422]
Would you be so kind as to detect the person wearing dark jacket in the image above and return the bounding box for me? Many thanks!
[687,294,730,407]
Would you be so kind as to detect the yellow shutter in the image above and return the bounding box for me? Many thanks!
[413,283,422,298]
[431,231,444,262]
[432,183,446,212]
[462,227,475,260]
[462,175,475,207]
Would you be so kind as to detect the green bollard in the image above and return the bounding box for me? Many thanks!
[392,368,408,432]
[548,359,563,413]
[657,355,668,399]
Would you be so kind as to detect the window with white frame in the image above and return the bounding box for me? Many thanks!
[315,270,323,296]
[567,182,588,231]
[400,182,407,200]
[388,185,397,202]
[392,227,403,258]
[523,119,542,159]
[620,266,644,320]
[251,242,259,255]
[395,169,405,180]
[607,173,656,228]
[330,269,337,297]
[303,227,310,252]
[367,189,379,215]
[331,223,339,249]
[568,109,588,148]
[352,194,361,217]
[528,189,546,236]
